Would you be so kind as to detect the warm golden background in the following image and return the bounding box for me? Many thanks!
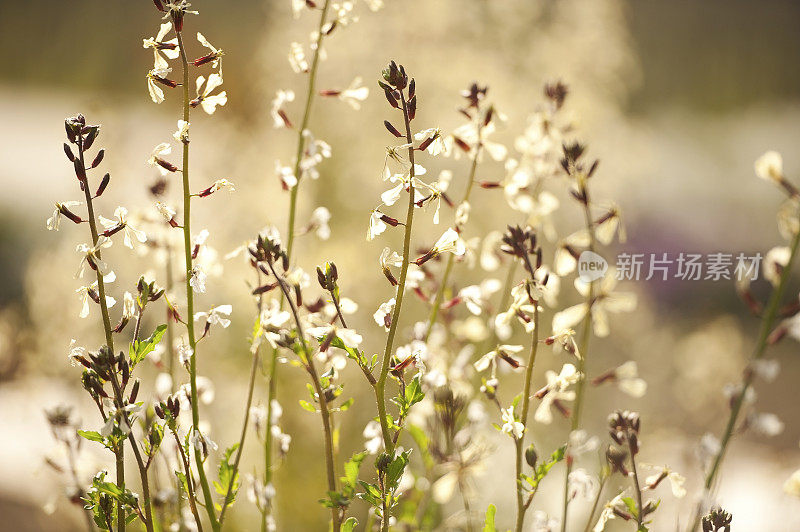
[1,0,799,530]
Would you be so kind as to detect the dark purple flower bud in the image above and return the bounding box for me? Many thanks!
[95,173,110,197]
[63,143,75,162]
[90,149,105,169]
[384,120,403,138]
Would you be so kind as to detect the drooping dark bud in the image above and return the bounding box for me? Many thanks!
[83,127,99,150]
[153,0,166,11]
[73,158,86,181]
[407,95,417,120]
[383,88,399,109]
[384,120,403,138]
[408,78,415,100]
[95,173,110,197]
[90,149,105,169]
[63,143,75,162]
[129,380,140,403]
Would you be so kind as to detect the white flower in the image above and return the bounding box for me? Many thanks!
[373,297,396,330]
[459,278,501,315]
[567,430,600,458]
[190,266,207,293]
[534,364,580,424]
[47,201,82,231]
[155,201,177,223]
[643,466,686,498]
[764,246,790,286]
[194,304,233,329]
[750,359,780,381]
[142,23,179,70]
[99,207,148,249]
[146,67,173,104]
[271,90,295,129]
[178,343,194,366]
[473,344,523,373]
[755,150,783,183]
[552,275,636,338]
[379,247,402,285]
[193,73,227,115]
[75,283,116,318]
[748,412,784,437]
[75,236,114,278]
[480,231,503,272]
[67,339,87,366]
[337,77,369,110]
[288,42,308,73]
[501,405,524,439]
[274,160,298,189]
[196,32,224,70]
[593,492,628,532]
[173,119,190,142]
[614,361,648,398]
[568,469,598,501]
[414,128,446,156]
[260,300,292,348]
[101,403,142,437]
[190,428,218,457]
[121,291,136,320]
[309,207,331,240]
[147,143,175,175]
[291,0,307,18]
[299,130,331,180]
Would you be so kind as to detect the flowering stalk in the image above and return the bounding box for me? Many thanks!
[424,123,484,341]
[170,15,219,531]
[560,167,597,532]
[265,258,341,531]
[689,212,800,527]
[375,73,417,454]
[172,429,204,531]
[514,307,539,532]
[263,5,331,526]
[73,120,157,532]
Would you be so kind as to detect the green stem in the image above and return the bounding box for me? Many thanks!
[686,215,800,531]
[172,21,219,532]
[375,91,417,454]
[582,474,607,532]
[514,300,539,532]
[561,185,596,532]
[262,7,332,529]
[628,442,644,529]
[425,127,483,340]
[267,260,340,531]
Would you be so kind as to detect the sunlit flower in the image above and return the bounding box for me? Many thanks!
[195,32,224,70]
[147,143,177,175]
[173,119,190,142]
[192,73,227,114]
[593,360,647,397]
[747,411,784,437]
[309,207,331,240]
[593,491,628,532]
[143,22,178,71]
[75,283,116,318]
[101,403,142,437]
[299,130,332,180]
[534,363,580,424]
[146,68,178,104]
[373,297,396,330]
[414,128,446,156]
[415,228,466,265]
[67,339,87,366]
[755,150,783,183]
[190,427,218,458]
[643,466,687,498]
[288,42,308,73]
[334,77,369,110]
[568,469,598,501]
[99,207,148,249]
[363,421,383,454]
[501,405,524,439]
[190,265,207,293]
[367,209,389,241]
[764,246,790,286]
[379,247,402,285]
[260,299,292,348]
[194,304,233,329]
[47,201,82,231]
[552,275,636,338]
[271,89,295,129]
[459,278,501,316]
[75,236,114,278]
[474,344,523,373]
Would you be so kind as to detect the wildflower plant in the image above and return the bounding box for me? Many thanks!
[41,2,800,532]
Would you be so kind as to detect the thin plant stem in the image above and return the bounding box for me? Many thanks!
[688,215,800,530]
[628,441,644,529]
[263,5,331,529]
[375,91,417,454]
[425,127,483,340]
[514,298,539,532]
[173,430,204,532]
[77,131,128,532]
[172,20,219,532]
[458,476,473,532]
[582,474,607,532]
[267,259,340,532]
[561,182,596,532]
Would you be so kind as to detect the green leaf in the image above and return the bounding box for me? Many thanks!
[213,443,240,506]
[299,400,317,413]
[338,397,355,412]
[77,430,104,443]
[129,324,167,367]
[483,504,497,532]
[342,452,367,494]
[342,517,358,532]
[622,496,639,519]
[385,450,411,490]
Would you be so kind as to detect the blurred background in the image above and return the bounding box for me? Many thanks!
[1,0,799,530]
